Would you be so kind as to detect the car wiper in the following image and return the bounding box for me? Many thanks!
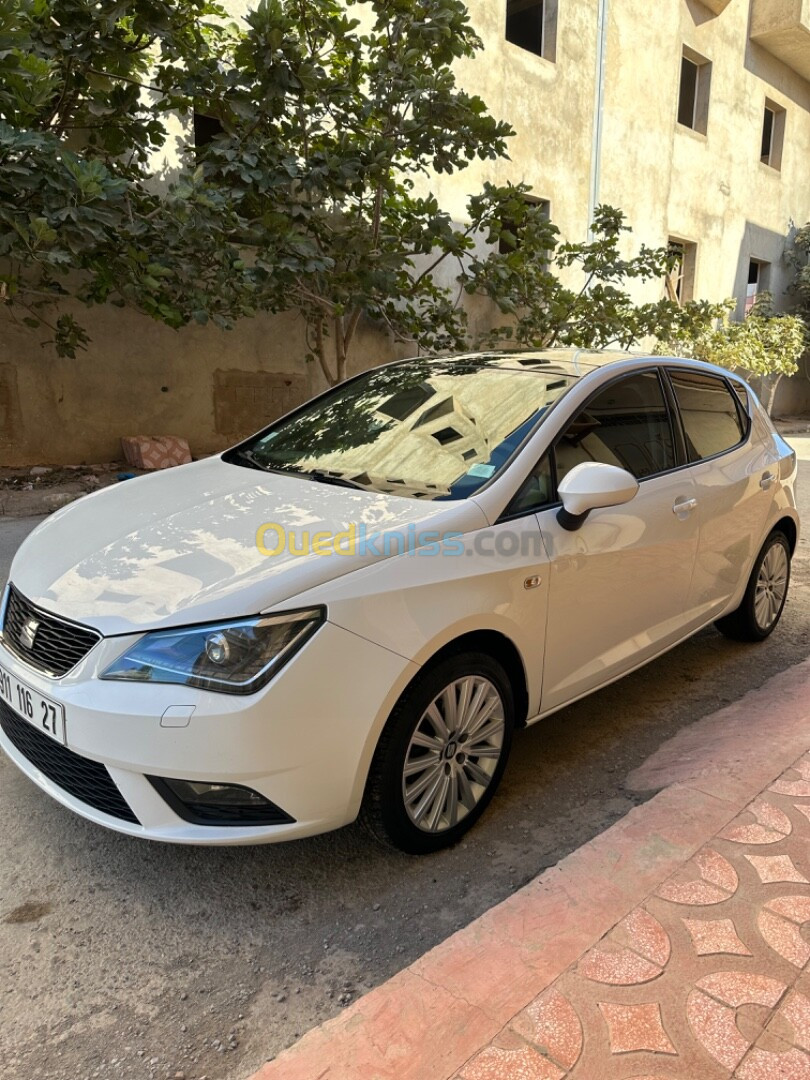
[235,449,286,474]
[234,453,368,490]
[306,469,368,491]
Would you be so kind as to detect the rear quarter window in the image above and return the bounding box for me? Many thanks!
[668,370,746,462]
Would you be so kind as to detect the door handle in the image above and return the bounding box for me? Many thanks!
[760,471,776,490]
[673,498,698,515]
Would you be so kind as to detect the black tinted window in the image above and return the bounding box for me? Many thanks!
[504,453,554,516]
[669,371,745,461]
[556,371,676,483]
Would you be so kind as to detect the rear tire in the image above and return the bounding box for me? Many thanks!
[360,653,514,854]
[715,530,791,642]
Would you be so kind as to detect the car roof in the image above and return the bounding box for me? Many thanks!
[410,349,747,386]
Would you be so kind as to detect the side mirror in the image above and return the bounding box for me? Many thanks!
[556,462,639,531]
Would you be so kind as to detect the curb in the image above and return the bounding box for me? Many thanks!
[0,489,84,518]
[250,655,810,1080]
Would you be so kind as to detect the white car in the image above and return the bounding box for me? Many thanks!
[0,350,799,853]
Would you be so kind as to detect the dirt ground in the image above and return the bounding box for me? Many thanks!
[0,438,809,1080]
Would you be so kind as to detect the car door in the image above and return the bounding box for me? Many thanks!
[533,369,700,714]
[666,368,776,624]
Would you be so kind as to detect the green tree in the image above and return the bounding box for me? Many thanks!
[2,0,775,380]
[786,223,810,340]
[655,293,806,413]
[193,0,516,385]
[462,197,724,350]
[0,0,249,355]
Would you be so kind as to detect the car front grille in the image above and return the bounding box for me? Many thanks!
[1,585,101,676]
[0,699,139,824]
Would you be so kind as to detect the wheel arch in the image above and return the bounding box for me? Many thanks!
[410,629,531,729]
[773,515,798,555]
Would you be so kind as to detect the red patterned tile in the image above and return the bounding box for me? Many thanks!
[770,774,810,798]
[578,944,662,986]
[781,992,810,1052]
[510,987,582,1071]
[656,880,730,905]
[754,801,795,834]
[697,971,785,1008]
[698,849,740,892]
[687,988,750,1070]
[683,917,752,957]
[758,909,810,968]
[745,854,809,884]
[619,908,671,966]
[765,895,810,924]
[736,1045,810,1079]
[656,848,738,906]
[460,1041,564,1080]
[598,1001,677,1055]
[721,824,786,845]
[720,800,792,845]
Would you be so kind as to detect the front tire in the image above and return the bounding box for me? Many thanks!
[360,653,514,854]
[715,530,791,642]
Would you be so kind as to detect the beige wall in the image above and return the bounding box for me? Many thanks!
[602,0,810,312]
[0,305,409,466]
[459,0,810,309]
[2,0,810,465]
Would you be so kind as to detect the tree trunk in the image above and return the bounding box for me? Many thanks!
[757,372,783,417]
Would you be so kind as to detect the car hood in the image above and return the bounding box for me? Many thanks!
[8,457,487,635]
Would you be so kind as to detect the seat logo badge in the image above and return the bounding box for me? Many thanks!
[524,576,542,590]
[20,617,39,650]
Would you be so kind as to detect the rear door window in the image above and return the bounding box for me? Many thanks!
[668,370,746,462]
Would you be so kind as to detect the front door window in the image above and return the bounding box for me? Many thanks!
[555,371,677,484]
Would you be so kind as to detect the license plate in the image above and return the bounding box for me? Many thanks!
[0,661,66,744]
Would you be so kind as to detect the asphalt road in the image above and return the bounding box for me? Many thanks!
[2,442,810,1080]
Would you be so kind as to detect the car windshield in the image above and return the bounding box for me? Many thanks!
[225,355,579,500]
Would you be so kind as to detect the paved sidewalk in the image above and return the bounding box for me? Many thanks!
[252,656,810,1080]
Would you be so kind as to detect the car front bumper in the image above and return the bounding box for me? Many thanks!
[0,620,417,845]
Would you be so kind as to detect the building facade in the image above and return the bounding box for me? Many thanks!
[2,0,809,465]
[447,0,810,317]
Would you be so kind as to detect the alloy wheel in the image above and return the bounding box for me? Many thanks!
[402,676,505,834]
[754,541,789,631]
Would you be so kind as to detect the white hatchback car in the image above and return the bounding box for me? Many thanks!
[0,351,799,853]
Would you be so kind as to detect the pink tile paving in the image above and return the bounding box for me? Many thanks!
[769,771,810,797]
[655,848,739,906]
[598,1001,677,1055]
[720,799,793,845]
[778,992,810,1051]
[509,988,582,1070]
[687,986,751,1070]
[577,943,662,985]
[745,853,809,884]
[683,917,752,957]
[735,1044,810,1079]
[757,909,810,967]
[617,908,672,967]
[250,660,810,1080]
[765,895,810,923]
[458,1032,565,1080]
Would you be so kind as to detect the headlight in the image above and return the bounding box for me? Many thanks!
[100,608,324,695]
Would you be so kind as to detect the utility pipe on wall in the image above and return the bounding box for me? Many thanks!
[588,0,610,233]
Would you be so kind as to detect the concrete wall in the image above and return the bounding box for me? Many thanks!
[2,0,810,465]
[0,305,411,465]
